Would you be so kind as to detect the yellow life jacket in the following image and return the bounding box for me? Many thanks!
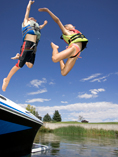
[61,29,88,51]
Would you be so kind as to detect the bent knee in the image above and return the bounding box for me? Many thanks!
[28,65,33,68]
[61,70,68,76]
[52,56,58,63]
[26,62,33,68]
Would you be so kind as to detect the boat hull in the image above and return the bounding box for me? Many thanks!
[0,95,43,156]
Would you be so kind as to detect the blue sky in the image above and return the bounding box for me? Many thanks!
[0,0,118,122]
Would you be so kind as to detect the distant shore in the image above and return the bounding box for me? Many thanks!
[43,122,118,131]
[38,122,118,137]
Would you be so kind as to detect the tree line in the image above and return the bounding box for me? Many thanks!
[43,110,61,122]
[26,104,62,122]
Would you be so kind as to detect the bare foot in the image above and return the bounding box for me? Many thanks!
[11,53,20,60]
[51,42,59,49]
[2,78,9,92]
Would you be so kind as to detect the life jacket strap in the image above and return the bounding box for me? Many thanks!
[22,24,40,36]
[69,33,85,44]
[33,23,40,32]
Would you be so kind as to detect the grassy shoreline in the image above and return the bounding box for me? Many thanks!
[39,123,118,137]
[53,126,118,137]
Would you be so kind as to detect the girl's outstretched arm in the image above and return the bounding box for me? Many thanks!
[39,20,48,29]
[38,8,68,35]
[23,0,35,25]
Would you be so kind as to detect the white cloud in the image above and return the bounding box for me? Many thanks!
[103,79,107,82]
[81,73,101,82]
[78,88,105,99]
[61,101,68,104]
[26,98,51,103]
[49,81,55,85]
[90,88,105,95]
[27,88,47,95]
[69,107,118,122]
[81,72,116,83]
[18,101,118,122]
[90,75,108,82]
[29,78,47,88]
[78,93,96,99]
[90,73,113,82]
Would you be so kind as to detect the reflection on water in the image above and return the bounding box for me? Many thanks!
[31,133,118,157]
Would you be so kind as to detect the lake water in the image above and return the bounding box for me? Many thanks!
[30,133,118,157]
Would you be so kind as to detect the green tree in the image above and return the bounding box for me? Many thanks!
[52,110,61,122]
[26,104,36,115]
[43,113,52,122]
[26,104,40,118]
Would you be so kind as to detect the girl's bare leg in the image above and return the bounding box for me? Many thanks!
[51,42,59,62]
[60,57,77,76]
[51,42,66,73]
[60,60,65,71]
[51,42,75,62]
[2,66,20,92]
[51,42,77,76]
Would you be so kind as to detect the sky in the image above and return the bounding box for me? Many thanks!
[0,0,118,122]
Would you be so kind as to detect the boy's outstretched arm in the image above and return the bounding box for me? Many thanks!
[39,20,48,29]
[38,8,67,35]
[24,0,35,25]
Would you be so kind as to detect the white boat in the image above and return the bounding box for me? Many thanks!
[0,94,43,156]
